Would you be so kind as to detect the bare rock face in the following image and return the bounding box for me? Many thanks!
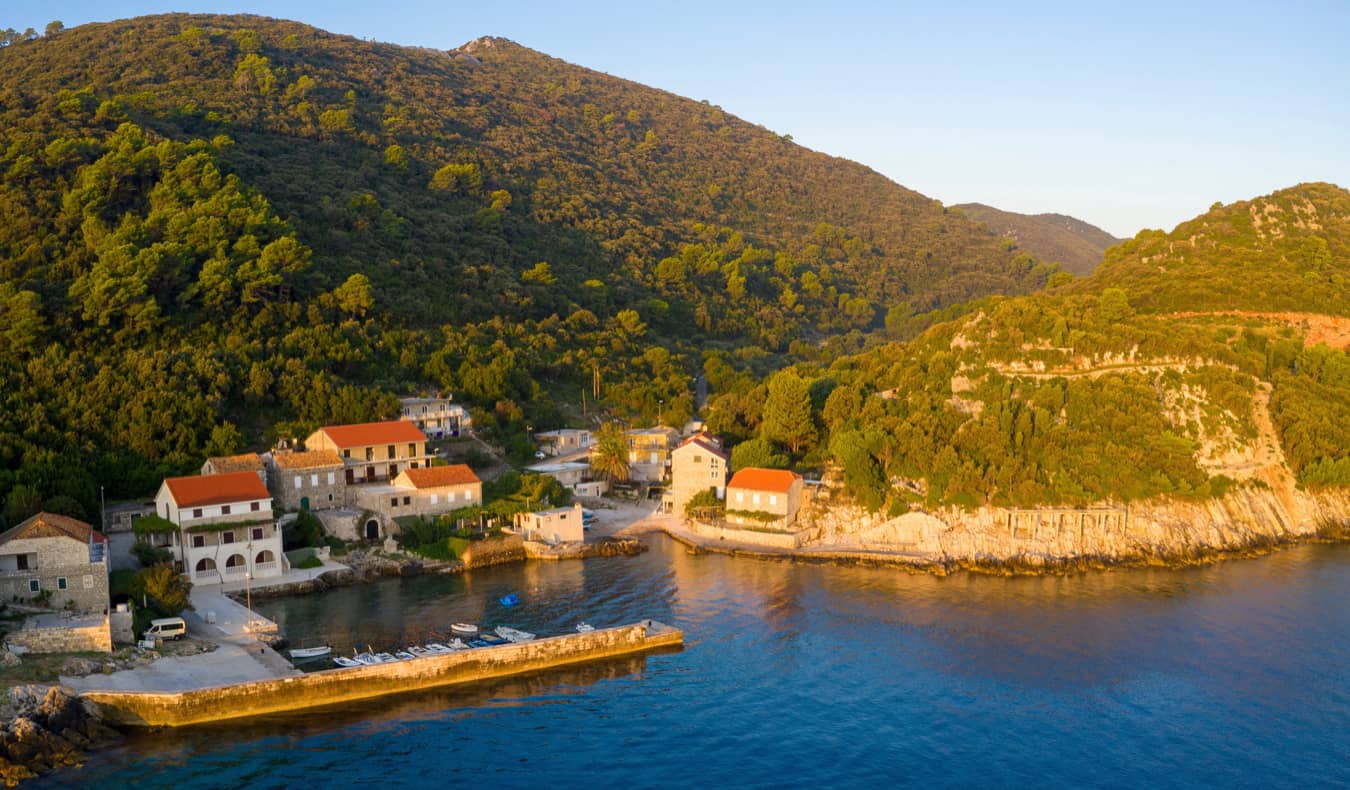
[0,651,19,669]
[0,686,121,785]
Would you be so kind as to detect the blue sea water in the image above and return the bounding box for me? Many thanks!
[62,537,1350,788]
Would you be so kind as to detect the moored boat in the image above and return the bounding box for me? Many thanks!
[499,593,520,607]
[450,622,478,635]
[409,645,433,657]
[394,650,417,661]
[495,626,535,643]
[333,656,361,668]
[353,652,381,666]
[374,652,397,663]
[575,622,595,633]
[289,645,333,660]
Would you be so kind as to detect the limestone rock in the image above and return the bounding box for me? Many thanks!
[0,651,19,669]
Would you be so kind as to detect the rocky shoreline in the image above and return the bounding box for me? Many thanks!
[0,686,122,787]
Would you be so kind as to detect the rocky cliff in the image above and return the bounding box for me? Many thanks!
[800,482,1350,572]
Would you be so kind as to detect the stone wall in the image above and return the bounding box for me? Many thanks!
[109,609,134,645]
[687,520,810,549]
[84,621,683,728]
[459,534,525,569]
[7,616,112,653]
[273,468,346,512]
[315,510,367,542]
[0,535,109,613]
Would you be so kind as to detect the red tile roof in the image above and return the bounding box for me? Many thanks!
[0,512,107,545]
[164,471,270,508]
[205,453,264,473]
[677,433,729,459]
[727,468,800,493]
[318,421,427,448]
[399,464,481,489]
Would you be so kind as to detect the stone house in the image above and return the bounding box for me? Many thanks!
[399,396,471,439]
[515,503,584,544]
[201,453,266,484]
[664,433,730,516]
[305,421,434,486]
[153,471,286,585]
[101,500,155,572]
[624,426,680,482]
[268,449,346,512]
[353,464,483,533]
[725,468,805,528]
[0,513,110,613]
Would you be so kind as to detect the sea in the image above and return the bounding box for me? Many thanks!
[60,536,1350,788]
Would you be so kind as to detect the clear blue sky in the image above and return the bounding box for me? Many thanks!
[15,1,1350,237]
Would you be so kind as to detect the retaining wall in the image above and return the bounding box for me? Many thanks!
[82,620,681,728]
[8,615,112,653]
[687,520,810,549]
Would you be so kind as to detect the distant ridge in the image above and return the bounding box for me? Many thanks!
[953,203,1122,276]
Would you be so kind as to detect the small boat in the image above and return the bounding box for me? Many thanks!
[478,633,508,645]
[575,622,595,633]
[500,593,520,607]
[495,626,535,643]
[333,656,361,668]
[289,645,333,660]
[394,650,417,661]
[445,638,468,650]
[374,652,397,663]
[409,645,433,657]
[450,623,479,635]
[353,652,382,666]
[467,639,490,648]
[424,643,453,654]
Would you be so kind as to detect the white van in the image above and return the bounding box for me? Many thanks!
[144,617,187,641]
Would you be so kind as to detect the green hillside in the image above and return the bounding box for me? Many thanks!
[0,14,1059,523]
[952,203,1121,276]
[707,184,1350,511]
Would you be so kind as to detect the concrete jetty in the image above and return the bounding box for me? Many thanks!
[79,620,682,728]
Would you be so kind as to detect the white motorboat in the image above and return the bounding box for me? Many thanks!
[333,656,361,668]
[450,623,479,635]
[409,645,433,657]
[289,645,333,660]
[575,622,595,633]
[424,642,452,654]
[394,650,417,661]
[444,638,468,650]
[374,652,397,663]
[495,626,536,643]
[353,652,382,666]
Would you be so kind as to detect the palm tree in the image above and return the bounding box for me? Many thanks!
[589,422,630,483]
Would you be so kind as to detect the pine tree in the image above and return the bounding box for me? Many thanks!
[760,371,813,455]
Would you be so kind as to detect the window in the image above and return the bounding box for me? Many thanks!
[343,449,351,459]
[222,531,235,544]
[365,448,374,461]
[769,495,778,506]
[694,454,703,464]
[407,443,416,457]
[294,476,303,489]
[28,579,39,593]
[736,492,744,503]
[448,491,456,503]
[387,444,395,458]
[221,505,231,515]
[328,494,334,502]
[752,494,761,506]
[430,494,439,505]
[192,508,203,518]
[251,502,260,512]
[402,496,411,506]
[57,577,67,590]
[192,534,205,548]
[252,527,264,541]
[411,462,419,470]
[327,472,335,485]
[15,554,28,571]
[391,497,399,508]
[310,474,319,486]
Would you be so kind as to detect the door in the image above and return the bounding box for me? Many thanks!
[300,496,310,510]
[345,468,355,484]
[365,520,380,540]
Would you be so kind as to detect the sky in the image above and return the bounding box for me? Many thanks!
[13,1,1350,237]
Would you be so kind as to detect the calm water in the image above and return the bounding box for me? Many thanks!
[63,537,1350,788]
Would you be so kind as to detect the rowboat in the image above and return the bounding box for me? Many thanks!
[394,650,417,661]
[408,645,433,657]
[374,652,397,663]
[575,622,595,633]
[450,623,478,635]
[424,643,453,654]
[288,645,333,660]
[495,626,535,643]
[333,656,361,668]
[353,652,382,666]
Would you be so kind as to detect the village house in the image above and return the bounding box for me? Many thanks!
[525,460,608,497]
[399,396,471,439]
[353,464,483,536]
[153,471,285,585]
[624,426,680,482]
[268,449,346,512]
[305,421,434,486]
[0,513,110,613]
[664,433,730,516]
[200,452,267,484]
[101,499,155,572]
[533,429,594,457]
[725,468,805,529]
[514,503,585,544]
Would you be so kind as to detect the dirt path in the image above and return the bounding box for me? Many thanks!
[1169,311,1350,350]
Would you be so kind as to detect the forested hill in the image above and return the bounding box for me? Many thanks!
[704,183,1350,514]
[951,203,1121,276]
[0,14,1064,522]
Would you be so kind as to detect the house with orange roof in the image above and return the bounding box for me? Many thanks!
[353,464,482,536]
[153,471,284,585]
[0,512,110,613]
[664,433,730,516]
[267,449,346,511]
[304,421,433,486]
[725,467,805,528]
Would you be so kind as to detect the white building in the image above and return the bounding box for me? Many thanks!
[153,471,286,585]
[399,396,471,439]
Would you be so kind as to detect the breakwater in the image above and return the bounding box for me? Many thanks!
[81,620,682,728]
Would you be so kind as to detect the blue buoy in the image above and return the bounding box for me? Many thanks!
[500,593,519,606]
